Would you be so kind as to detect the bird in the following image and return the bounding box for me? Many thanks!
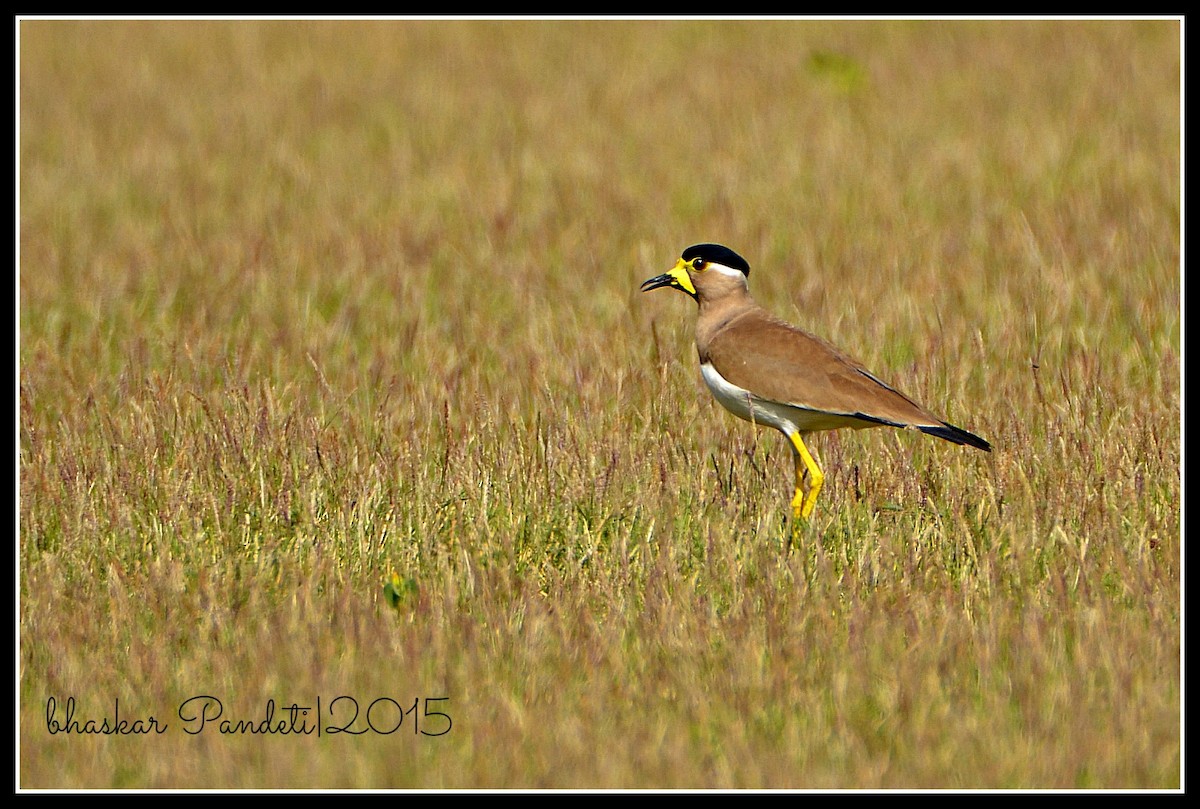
[641,243,990,524]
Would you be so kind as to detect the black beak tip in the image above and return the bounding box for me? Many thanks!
[640,274,671,292]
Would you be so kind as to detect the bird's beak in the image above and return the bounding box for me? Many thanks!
[640,258,697,297]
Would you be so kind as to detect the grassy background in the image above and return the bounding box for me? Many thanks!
[19,19,1180,789]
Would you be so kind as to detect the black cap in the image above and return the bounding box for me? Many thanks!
[681,244,750,276]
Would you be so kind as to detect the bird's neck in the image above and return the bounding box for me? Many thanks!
[695,288,760,349]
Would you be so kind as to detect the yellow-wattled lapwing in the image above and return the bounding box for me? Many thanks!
[641,243,990,523]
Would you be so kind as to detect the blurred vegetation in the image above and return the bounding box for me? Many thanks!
[20,19,1179,788]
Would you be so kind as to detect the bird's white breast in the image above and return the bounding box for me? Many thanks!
[701,362,800,435]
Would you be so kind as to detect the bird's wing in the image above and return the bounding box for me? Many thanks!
[703,313,940,428]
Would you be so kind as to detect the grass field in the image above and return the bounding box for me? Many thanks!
[19,19,1181,789]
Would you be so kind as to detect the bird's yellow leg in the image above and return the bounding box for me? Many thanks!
[788,432,824,521]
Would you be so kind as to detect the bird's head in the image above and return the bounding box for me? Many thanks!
[640,244,751,302]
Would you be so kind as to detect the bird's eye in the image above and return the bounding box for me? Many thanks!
[692,258,706,270]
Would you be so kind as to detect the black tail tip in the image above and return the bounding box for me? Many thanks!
[919,423,992,452]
